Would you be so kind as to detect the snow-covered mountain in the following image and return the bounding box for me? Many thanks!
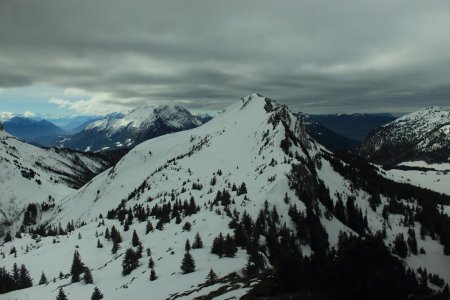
[53,105,204,152]
[0,125,112,235]
[360,107,450,165]
[1,95,450,299]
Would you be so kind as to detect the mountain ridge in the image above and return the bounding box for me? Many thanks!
[360,106,450,165]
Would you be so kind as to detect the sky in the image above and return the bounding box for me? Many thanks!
[1,0,450,118]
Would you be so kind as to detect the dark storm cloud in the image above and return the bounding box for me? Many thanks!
[1,0,450,113]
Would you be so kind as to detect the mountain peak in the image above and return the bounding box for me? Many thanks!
[240,92,267,109]
[64,104,203,151]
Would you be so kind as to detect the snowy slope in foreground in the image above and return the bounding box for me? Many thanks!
[0,128,110,232]
[2,94,450,299]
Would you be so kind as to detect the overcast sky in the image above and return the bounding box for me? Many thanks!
[1,0,450,117]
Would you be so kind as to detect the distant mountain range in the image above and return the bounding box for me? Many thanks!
[294,113,360,152]
[309,113,396,141]
[2,116,66,140]
[2,108,397,154]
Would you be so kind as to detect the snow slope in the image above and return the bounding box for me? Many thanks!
[0,127,110,234]
[2,94,450,299]
[384,161,450,196]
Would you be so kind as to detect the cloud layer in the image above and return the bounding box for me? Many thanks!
[1,0,450,114]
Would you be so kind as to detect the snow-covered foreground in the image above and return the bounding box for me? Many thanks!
[2,94,450,299]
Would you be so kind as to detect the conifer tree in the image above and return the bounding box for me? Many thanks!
[132,230,141,247]
[12,263,20,289]
[122,248,139,275]
[206,268,218,285]
[192,233,203,249]
[180,251,196,274]
[104,228,110,240]
[111,240,120,255]
[237,182,247,195]
[91,287,104,300]
[148,257,155,269]
[145,221,153,234]
[19,264,33,288]
[39,272,48,285]
[97,239,103,248]
[407,228,418,255]
[83,267,94,284]
[211,233,225,257]
[393,233,408,258]
[224,234,237,257]
[185,239,191,252]
[150,268,157,281]
[56,287,68,300]
[70,250,85,282]
[4,231,12,243]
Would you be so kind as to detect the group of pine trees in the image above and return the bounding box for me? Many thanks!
[326,152,450,255]
[0,263,32,294]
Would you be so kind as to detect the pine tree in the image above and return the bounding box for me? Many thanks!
[70,250,85,282]
[148,257,155,269]
[145,221,153,234]
[91,287,104,300]
[19,264,33,288]
[104,228,110,240]
[192,233,203,249]
[4,231,12,243]
[12,263,20,289]
[111,240,120,255]
[83,267,94,284]
[97,239,103,248]
[224,234,237,257]
[150,268,157,281]
[185,239,191,252]
[206,268,218,285]
[39,272,48,285]
[407,228,418,255]
[211,233,225,257]
[122,248,139,275]
[238,182,247,195]
[393,233,408,258]
[182,222,192,231]
[132,230,141,247]
[180,251,196,274]
[56,287,68,300]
